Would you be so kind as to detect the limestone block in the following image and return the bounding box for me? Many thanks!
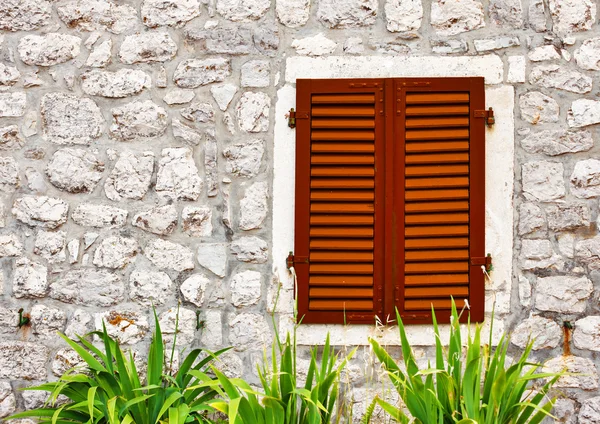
[473,36,519,52]
[65,309,93,339]
[200,310,222,347]
[522,161,565,202]
[224,140,265,178]
[174,58,231,88]
[520,129,592,156]
[535,276,592,313]
[528,0,546,31]
[133,204,178,235]
[276,0,310,27]
[0,63,20,86]
[529,65,592,93]
[230,236,268,263]
[46,148,104,193]
[216,0,270,21]
[489,0,523,28]
[430,0,485,35]
[229,313,270,351]
[93,235,138,269]
[181,273,210,306]
[0,233,23,257]
[52,348,84,376]
[197,243,228,277]
[528,45,561,61]
[574,316,600,351]
[548,0,595,35]
[95,311,149,344]
[56,0,137,33]
[18,33,80,66]
[385,0,422,32]
[145,239,194,272]
[231,270,262,307]
[0,156,18,192]
[317,0,378,28]
[241,60,270,88]
[13,196,69,229]
[104,151,154,201]
[511,316,561,350]
[0,0,51,31]
[86,39,112,68]
[50,269,124,306]
[575,235,600,270]
[0,126,24,150]
[0,342,49,380]
[156,147,202,201]
[129,270,172,306]
[239,181,268,230]
[254,26,279,55]
[72,203,128,228]
[172,119,202,145]
[291,33,337,56]
[164,89,195,105]
[0,93,26,117]
[0,382,15,418]
[81,69,151,98]
[546,203,590,231]
[184,25,254,54]
[575,38,600,70]
[236,92,270,132]
[13,257,48,298]
[182,206,212,236]
[119,32,177,64]
[545,355,598,390]
[211,84,238,111]
[181,102,215,123]
[34,230,66,263]
[41,93,104,145]
[159,307,196,345]
[519,92,559,124]
[568,99,600,128]
[204,131,218,197]
[507,56,525,83]
[110,100,168,140]
[31,305,66,338]
[580,397,600,423]
[141,0,200,27]
[571,159,600,198]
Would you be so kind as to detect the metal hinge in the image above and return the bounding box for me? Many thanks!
[471,254,493,272]
[474,107,495,127]
[286,252,309,269]
[288,108,309,128]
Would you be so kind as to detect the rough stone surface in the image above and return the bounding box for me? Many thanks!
[522,161,565,202]
[181,102,215,123]
[180,273,210,306]
[535,276,592,313]
[241,60,270,88]
[145,239,194,272]
[174,58,231,88]
[317,0,378,28]
[528,0,546,31]
[230,236,268,263]
[216,0,270,21]
[95,311,149,345]
[13,196,69,229]
[521,129,593,156]
[81,69,151,98]
[0,93,26,118]
[18,33,80,66]
[119,32,178,64]
[0,157,19,193]
[164,89,195,105]
[239,181,268,230]
[46,148,104,193]
[141,0,200,27]
[52,348,85,376]
[236,92,270,133]
[229,313,270,351]
[197,243,227,277]
[575,236,600,271]
[201,310,223,347]
[41,93,104,145]
[529,65,592,94]
[65,309,93,339]
[511,316,561,350]
[276,0,310,27]
[0,233,23,257]
[31,305,66,338]
[93,235,138,269]
[548,0,596,35]
[474,36,519,52]
[72,203,128,228]
[574,316,600,352]
[430,0,485,35]
[172,119,202,145]
[129,270,172,306]
[110,100,168,141]
[291,33,337,56]
[489,0,523,28]
[545,356,598,390]
[224,139,264,177]
[571,159,600,198]
[182,206,212,236]
[575,38,600,70]
[528,45,561,61]
[568,99,600,128]
[0,381,16,418]
[104,151,154,201]
[56,0,137,33]
[184,25,254,54]
[546,204,590,231]
[34,230,66,263]
[86,39,112,68]
[0,63,20,86]
[231,270,262,306]
[13,257,48,298]
[385,0,422,32]
[0,126,24,150]
[155,147,202,201]
[133,204,178,235]
[50,269,124,308]
[0,342,50,380]
[519,92,559,124]
[211,84,238,111]
[0,0,51,31]
[580,397,600,424]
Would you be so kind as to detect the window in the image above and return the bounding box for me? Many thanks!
[292,77,487,325]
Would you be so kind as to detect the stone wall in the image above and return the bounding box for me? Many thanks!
[2,0,600,421]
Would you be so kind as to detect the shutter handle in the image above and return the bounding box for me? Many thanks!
[286,252,309,270]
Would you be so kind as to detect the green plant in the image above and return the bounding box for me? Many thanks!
[367,302,561,424]
[10,309,230,424]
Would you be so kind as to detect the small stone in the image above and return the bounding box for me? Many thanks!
[18,33,80,66]
[241,60,270,88]
[163,89,195,105]
[181,273,210,306]
[575,235,600,270]
[56,0,137,33]
[573,316,600,351]
[489,0,523,28]
[511,316,561,350]
[535,276,592,313]
[0,233,22,257]
[0,126,24,150]
[86,39,112,68]
[557,233,575,258]
[216,0,270,21]
[119,32,178,64]
[204,130,218,197]
[343,37,364,54]
[72,203,128,228]
[34,230,66,263]
[291,33,337,56]
[568,99,600,128]
[528,0,546,31]
[224,139,264,177]
[231,270,262,306]
[41,93,104,145]
[229,313,270,351]
[276,0,309,27]
[473,36,519,52]
[104,151,154,201]
[522,161,565,202]
[182,206,212,236]
[253,26,279,55]
[548,0,595,36]
[580,397,600,423]
[156,147,202,201]
[181,102,215,122]
[174,58,231,88]
[571,159,600,198]
[83,232,99,249]
[31,305,66,338]
[65,309,93,339]
[197,243,227,277]
[528,45,561,61]
[222,182,232,231]
[0,156,19,192]
[431,38,468,54]
[132,204,178,235]
[519,92,559,124]
[157,67,167,87]
[145,239,194,272]
[545,355,598,390]
[0,382,15,418]
[81,69,151,98]
[430,0,485,36]
[0,63,20,86]
[110,100,168,140]
[93,235,138,269]
[141,0,201,27]
[230,236,268,263]
[239,181,268,230]
[236,92,270,133]
[184,25,254,54]
[519,274,531,307]
[521,129,593,156]
[201,310,222,347]
[546,204,590,230]
[129,270,172,306]
[211,84,237,111]
[575,37,600,70]
[67,239,79,264]
[46,148,104,193]
[529,65,592,94]
[95,311,149,345]
[0,92,26,117]
[0,0,51,31]
[224,113,236,134]
[12,196,68,229]
[385,0,422,32]
[172,119,202,145]
[13,257,47,298]
[0,342,49,380]
[50,269,124,306]
[159,307,197,346]
[317,0,377,28]
[52,348,84,376]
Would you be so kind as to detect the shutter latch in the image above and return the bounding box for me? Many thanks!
[474,107,495,127]
[286,252,309,269]
[287,108,309,128]
[470,254,493,272]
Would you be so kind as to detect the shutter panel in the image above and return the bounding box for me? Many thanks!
[295,79,385,324]
[396,78,485,324]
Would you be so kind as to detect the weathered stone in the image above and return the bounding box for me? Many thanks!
[205,130,218,197]
[0,342,49,379]
[0,92,26,117]
[545,355,598,390]
[22,388,50,410]
[0,233,23,257]
[197,243,227,277]
[518,274,531,307]
[164,89,195,105]
[575,38,600,70]
[159,307,196,346]
[13,257,47,298]
[557,233,575,258]
[292,33,337,56]
[528,45,561,61]
[519,92,559,124]
[239,181,268,230]
[46,148,104,193]
[84,232,99,249]
[216,0,270,21]
[529,65,592,94]
[241,60,270,88]
[181,102,215,122]
[174,58,231,88]
[133,205,177,236]
[110,100,168,140]
[201,310,222,347]
[211,84,237,111]
[65,309,93,338]
[521,129,593,156]
[24,168,45,193]
[511,316,561,350]
[68,239,79,263]
[52,348,85,376]
[119,32,177,64]
[571,159,600,198]
[430,0,485,35]
[568,99,600,128]
[95,311,149,344]
[182,206,212,236]
[231,270,262,307]
[236,92,270,133]
[0,63,20,86]
[317,0,377,28]
[580,397,600,424]
[156,147,202,201]
[93,236,138,269]
[31,305,66,338]
[41,93,104,145]
[0,381,16,418]
[489,0,522,28]
[180,273,210,306]
[56,0,138,33]
[573,316,600,351]
[0,0,51,31]
[13,196,69,229]
[528,0,546,31]
[130,270,172,306]
[104,151,154,201]
[145,239,194,272]
[229,313,270,351]
[575,235,600,271]
[230,236,268,263]
[18,33,80,66]
[546,204,590,231]
[543,399,576,424]
[385,0,422,32]
[0,126,24,150]
[522,161,565,202]
[431,39,468,54]
[34,230,66,263]
[0,156,18,193]
[520,239,553,260]
[548,0,595,36]
[172,119,202,145]
[535,276,592,313]
[184,25,254,55]
[86,39,112,67]
[72,203,128,228]
[276,0,310,27]
[473,36,519,52]
[253,26,279,55]
[81,69,150,98]
[50,269,124,306]
[224,139,264,177]
[141,0,200,27]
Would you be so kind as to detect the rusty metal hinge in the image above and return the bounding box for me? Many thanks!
[349,82,380,88]
[474,107,495,127]
[286,252,309,269]
[288,108,309,128]
[471,254,493,272]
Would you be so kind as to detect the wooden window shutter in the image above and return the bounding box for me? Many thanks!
[294,79,386,324]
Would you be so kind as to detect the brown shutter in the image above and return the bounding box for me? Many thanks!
[295,79,385,324]
[395,77,485,324]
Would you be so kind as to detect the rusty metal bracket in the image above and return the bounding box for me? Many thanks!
[474,107,495,127]
[286,252,309,269]
[471,254,493,272]
[288,108,309,128]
